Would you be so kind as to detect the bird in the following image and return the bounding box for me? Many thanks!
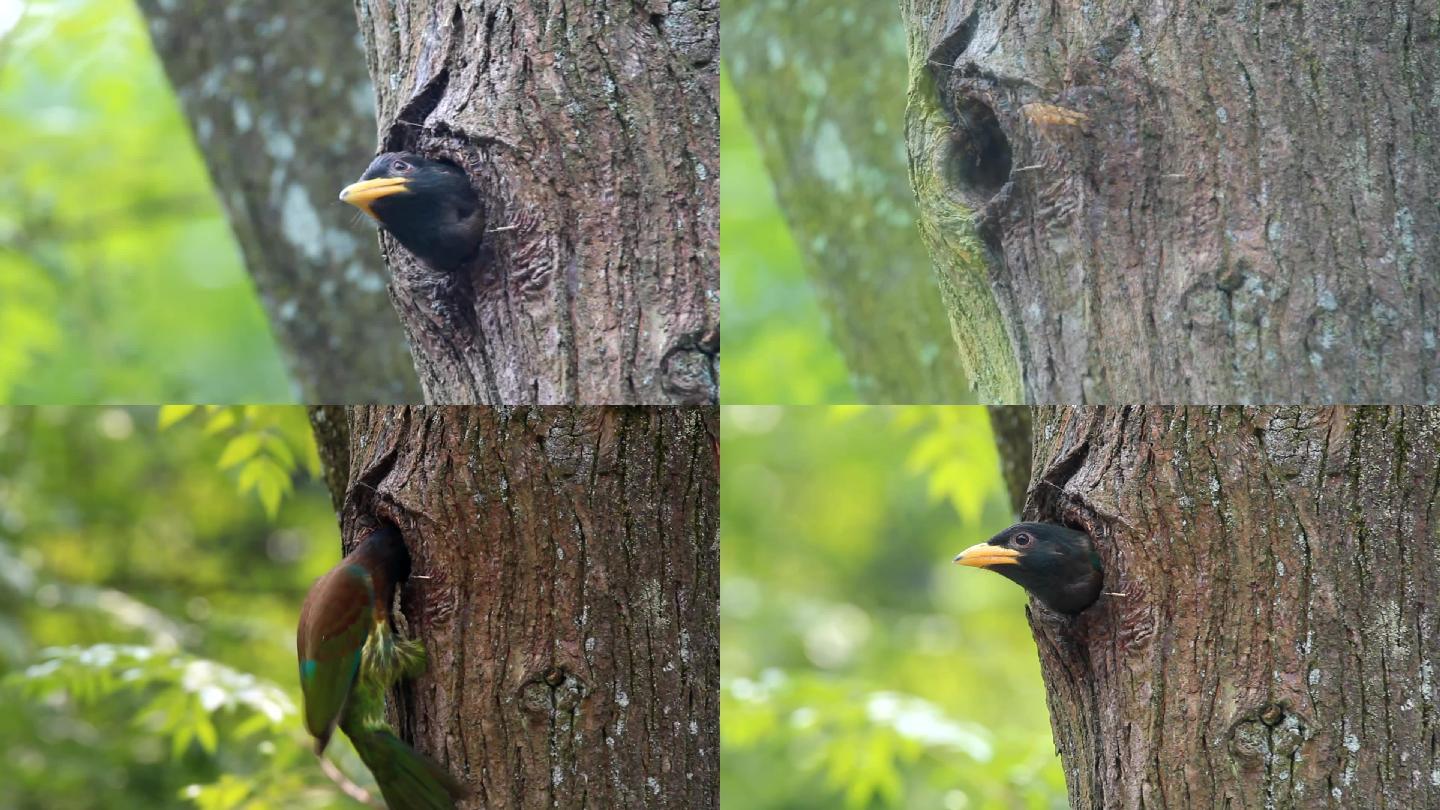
[953,522,1104,615]
[297,525,466,809]
[339,152,485,272]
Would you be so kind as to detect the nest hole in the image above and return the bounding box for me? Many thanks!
[945,97,1012,199]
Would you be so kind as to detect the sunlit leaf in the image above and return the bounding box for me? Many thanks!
[255,468,284,519]
[204,409,237,435]
[217,433,262,470]
[158,405,197,429]
[193,708,218,755]
[0,407,348,808]
[263,432,295,469]
[721,407,1065,808]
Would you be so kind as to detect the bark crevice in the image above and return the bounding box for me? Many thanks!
[1022,406,1440,806]
[903,2,1440,403]
[308,406,719,808]
[355,1,718,404]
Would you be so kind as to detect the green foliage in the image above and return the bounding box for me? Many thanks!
[719,74,855,404]
[724,672,995,809]
[158,406,321,518]
[721,407,1066,809]
[891,408,1003,525]
[0,407,363,809]
[9,644,293,760]
[0,0,294,403]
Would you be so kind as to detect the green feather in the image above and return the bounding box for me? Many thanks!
[339,632,465,809]
[363,621,428,689]
[345,725,467,810]
[297,566,374,749]
[299,530,463,807]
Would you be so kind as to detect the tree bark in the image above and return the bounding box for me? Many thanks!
[310,406,719,808]
[351,2,719,405]
[139,1,422,403]
[984,404,1030,516]
[724,0,974,403]
[901,2,1439,404]
[1022,406,1440,807]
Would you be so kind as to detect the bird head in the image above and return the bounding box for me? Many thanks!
[354,524,412,584]
[339,152,469,219]
[339,152,484,270]
[953,522,1103,615]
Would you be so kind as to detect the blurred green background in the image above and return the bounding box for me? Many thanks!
[0,0,294,403]
[721,406,1065,809]
[720,75,854,404]
[0,406,372,809]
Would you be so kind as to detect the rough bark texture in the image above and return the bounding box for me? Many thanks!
[351,2,719,405]
[1022,406,1440,807]
[901,2,1440,404]
[724,0,973,403]
[139,1,422,403]
[984,405,1030,516]
[306,405,351,515]
[309,406,719,809]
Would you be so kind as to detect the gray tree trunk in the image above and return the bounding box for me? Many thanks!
[901,2,1439,404]
[310,405,720,808]
[353,1,719,405]
[984,405,1030,516]
[140,1,422,403]
[1021,406,1440,807]
[724,0,974,403]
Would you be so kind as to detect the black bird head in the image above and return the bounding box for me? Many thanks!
[953,522,1103,615]
[339,152,484,271]
[352,524,412,584]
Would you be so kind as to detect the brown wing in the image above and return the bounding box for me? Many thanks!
[296,564,374,747]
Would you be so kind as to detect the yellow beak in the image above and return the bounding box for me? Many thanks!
[953,542,1021,568]
[338,176,410,219]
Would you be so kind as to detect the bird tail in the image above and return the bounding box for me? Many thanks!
[347,725,467,810]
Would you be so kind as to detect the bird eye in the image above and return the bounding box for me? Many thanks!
[1013,532,1033,547]
[392,160,411,173]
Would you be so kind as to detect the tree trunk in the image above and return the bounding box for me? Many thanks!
[351,2,719,405]
[984,405,1030,516]
[901,2,1439,404]
[724,0,974,403]
[1021,406,1440,807]
[310,405,719,808]
[139,1,422,403]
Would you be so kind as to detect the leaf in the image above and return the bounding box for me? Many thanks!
[231,711,271,740]
[239,458,291,519]
[171,721,194,759]
[157,405,197,429]
[193,706,219,755]
[262,433,295,470]
[217,434,262,470]
[181,775,254,810]
[203,408,236,435]
[139,687,188,732]
[256,478,282,519]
